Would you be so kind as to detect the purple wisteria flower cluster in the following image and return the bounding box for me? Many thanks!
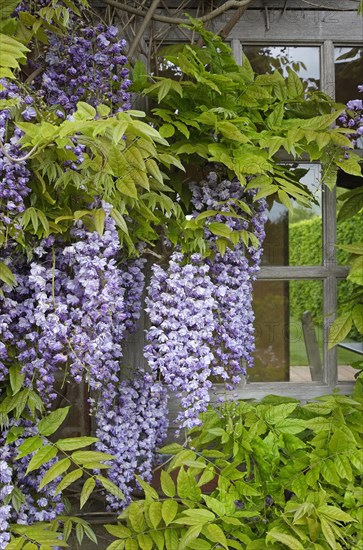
[338,84,363,148]
[0,459,13,549]
[144,173,268,429]
[119,257,147,334]
[39,23,131,117]
[0,421,64,546]
[145,254,216,429]
[96,369,168,509]
[0,80,32,228]
[0,211,144,400]
[191,173,268,386]
[0,210,169,510]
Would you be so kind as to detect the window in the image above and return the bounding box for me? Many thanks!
[218,7,363,400]
[138,5,362,403]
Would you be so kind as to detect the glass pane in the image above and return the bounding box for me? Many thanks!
[336,205,363,249]
[243,45,320,91]
[335,48,363,149]
[336,280,363,382]
[261,164,322,266]
[335,47,363,104]
[250,280,323,383]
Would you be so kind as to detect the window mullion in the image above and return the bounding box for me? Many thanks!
[321,40,338,385]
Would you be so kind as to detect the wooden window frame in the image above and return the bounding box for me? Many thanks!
[148,9,362,417]
[216,34,361,402]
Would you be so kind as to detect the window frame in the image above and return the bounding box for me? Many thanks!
[219,33,361,401]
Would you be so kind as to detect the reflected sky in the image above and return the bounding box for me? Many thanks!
[243,45,320,89]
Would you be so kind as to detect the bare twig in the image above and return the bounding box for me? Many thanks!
[24,66,43,85]
[0,139,37,163]
[101,0,252,25]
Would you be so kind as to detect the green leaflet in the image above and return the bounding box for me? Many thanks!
[38,407,70,437]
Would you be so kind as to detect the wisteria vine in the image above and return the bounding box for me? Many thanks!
[3,0,358,532]
[144,173,268,429]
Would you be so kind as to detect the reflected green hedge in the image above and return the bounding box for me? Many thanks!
[289,215,363,340]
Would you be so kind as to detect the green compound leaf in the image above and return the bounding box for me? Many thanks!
[38,406,70,436]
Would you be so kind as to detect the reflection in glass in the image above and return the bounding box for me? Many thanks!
[335,47,363,104]
[261,164,322,266]
[336,280,363,382]
[250,280,323,383]
[243,46,320,91]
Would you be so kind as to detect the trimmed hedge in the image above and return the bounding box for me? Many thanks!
[289,215,363,340]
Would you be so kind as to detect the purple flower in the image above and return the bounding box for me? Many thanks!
[144,173,267,429]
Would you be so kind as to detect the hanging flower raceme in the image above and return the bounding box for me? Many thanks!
[144,253,217,429]
[190,173,268,387]
[0,80,32,228]
[144,173,268,429]
[96,369,168,510]
[0,420,64,542]
[0,459,13,550]
[38,22,131,117]
[0,211,130,404]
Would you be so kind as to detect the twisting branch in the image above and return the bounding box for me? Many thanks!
[218,4,249,38]
[25,66,43,85]
[128,0,161,58]
[101,0,252,25]
[0,138,38,163]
